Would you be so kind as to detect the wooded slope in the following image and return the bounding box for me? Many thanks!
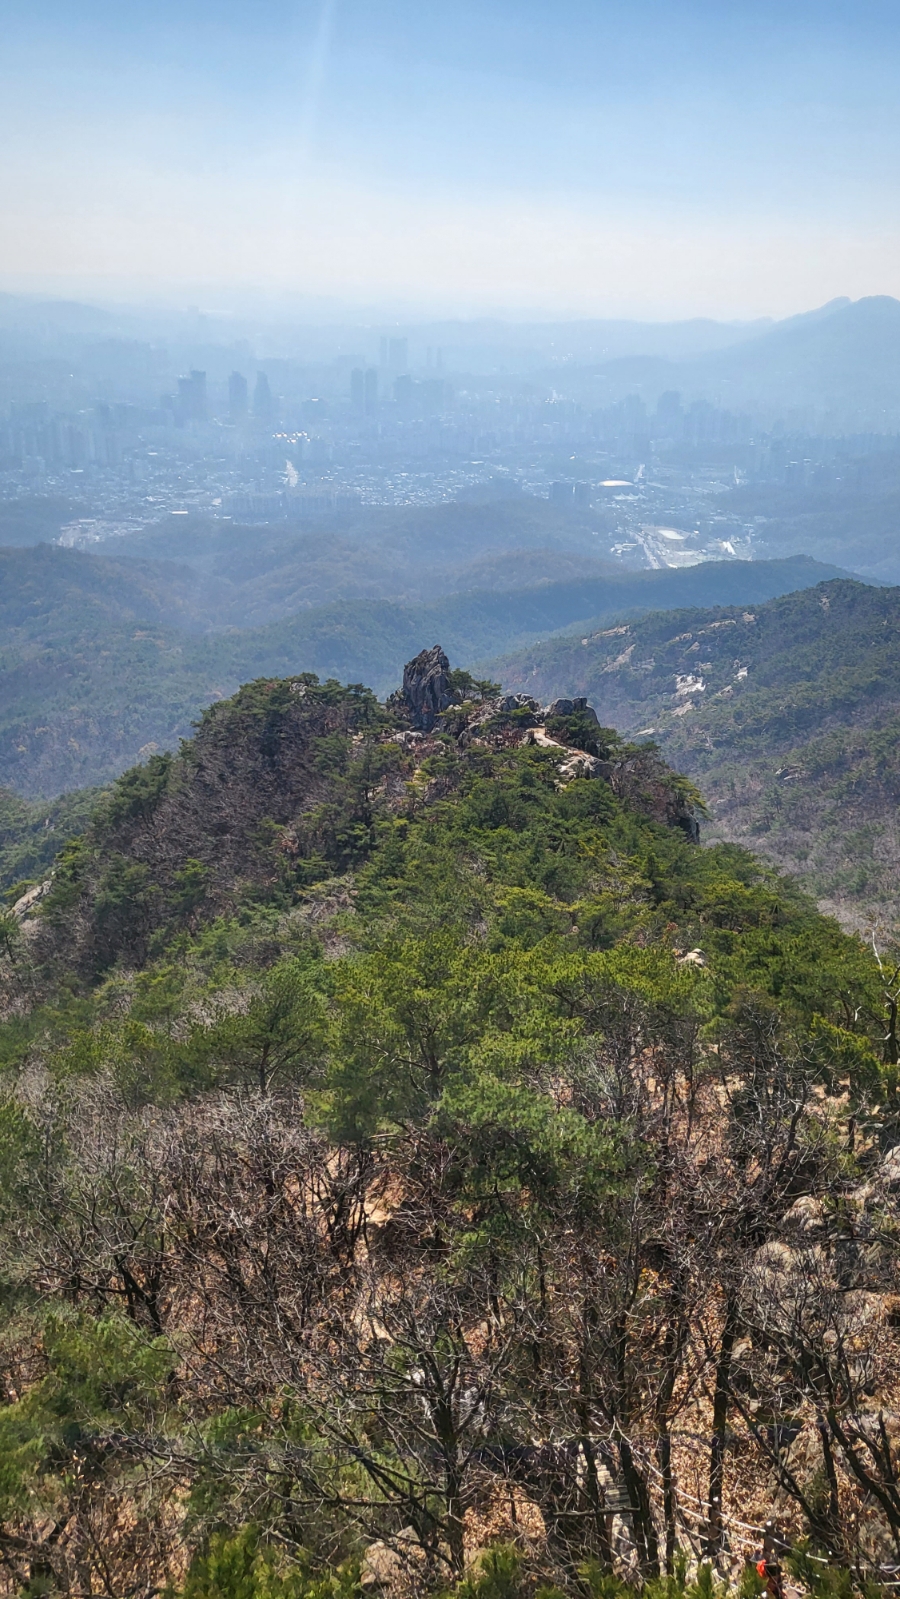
[495,578,900,927]
[0,668,898,1595]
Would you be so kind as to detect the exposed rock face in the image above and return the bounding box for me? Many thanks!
[400,644,455,730]
[12,880,51,922]
[388,647,700,841]
[559,752,614,783]
[609,752,700,843]
[546,696,600,725]
[678,811,701,845]
[498,693,541,715]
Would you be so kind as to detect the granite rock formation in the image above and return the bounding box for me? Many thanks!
[546,696,600,725]
[389,644,701,842]
[399,644,456,731]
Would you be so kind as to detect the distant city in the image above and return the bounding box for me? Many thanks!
[2,295,900,573]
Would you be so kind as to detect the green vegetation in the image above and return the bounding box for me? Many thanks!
[0,668,898,1592]
[496,578,900,926]
[0,540,842,795]
[0,495,80,547]
[0,783,100,899]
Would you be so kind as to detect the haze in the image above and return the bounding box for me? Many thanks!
[4,0,900,318]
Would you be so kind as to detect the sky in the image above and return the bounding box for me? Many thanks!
[2,0,900,320]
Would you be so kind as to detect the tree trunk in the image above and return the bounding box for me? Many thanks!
[705,1295,738,1562]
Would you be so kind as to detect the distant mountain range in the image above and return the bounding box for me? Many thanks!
[2,291,896,416]
[0,292,776,366]
[563,296,900,423]
[494,578,900,928]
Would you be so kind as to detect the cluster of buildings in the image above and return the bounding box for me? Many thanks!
[2,339,897,558]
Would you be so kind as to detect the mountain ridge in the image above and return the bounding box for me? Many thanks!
[493,576,900,926]
[0,545,847,796]
[0,651,897,1595]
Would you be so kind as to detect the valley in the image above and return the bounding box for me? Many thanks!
[4,288,900,1594]
[0,535,842,797]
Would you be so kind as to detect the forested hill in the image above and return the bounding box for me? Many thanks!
[495,577,900,926]
[2,660,900,1594]
[0,544,843,796]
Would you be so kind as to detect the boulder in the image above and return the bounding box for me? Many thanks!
[360,1527,425,1591]
[399,645,455,731]
[882,1146,900,1191]
[546,696,600,725]
[559,753,613,783]
[498,693,541,715]
[783,1195,826,1234]
[360,1541,405,1591]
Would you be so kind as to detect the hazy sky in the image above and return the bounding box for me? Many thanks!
[3,0,900,319]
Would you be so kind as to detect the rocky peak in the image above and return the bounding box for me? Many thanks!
[398,644,455,731]
[389,645,701,843]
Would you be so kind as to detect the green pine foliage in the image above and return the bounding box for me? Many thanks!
[0,783,100,899]
[0,669,897,1594]
[495,578,900,924]
[0,541,841,796]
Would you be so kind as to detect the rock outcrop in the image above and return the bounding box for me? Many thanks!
[546,696,600,725]
[398,645,455,731]
[389,647,700,843]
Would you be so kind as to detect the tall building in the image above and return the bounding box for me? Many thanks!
[388,337,408,373]
[654,389,684,439]
[253,372,274,424]
[394,374,414,412]
[177,369,207,424]
[352,368,378,414]
[228,371,248,423]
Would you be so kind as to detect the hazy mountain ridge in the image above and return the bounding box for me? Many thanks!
[553,296,900,422]
[495,577,900,925]
[0,544,845,796]
[719,472,900,584]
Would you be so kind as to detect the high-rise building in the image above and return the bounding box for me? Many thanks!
[394,374,414,412]
[177,369,207,424]
[228,371,248,423]
[253,372,274,424]
[388,337,408,373]
[364,368,378,414]
[654,389,683,439]
[350,368,366,412]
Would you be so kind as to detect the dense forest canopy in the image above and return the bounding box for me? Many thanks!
[1,660,899,1598]
[0,541,842,797]
[495,579,900,928]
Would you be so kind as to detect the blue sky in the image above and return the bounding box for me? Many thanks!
[2,0,900,317]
